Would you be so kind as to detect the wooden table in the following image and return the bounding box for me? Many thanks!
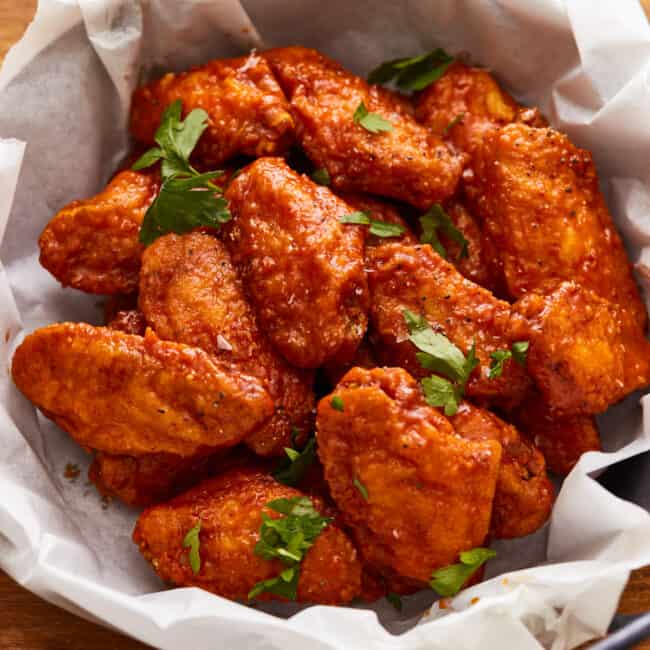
[1,1,650,648]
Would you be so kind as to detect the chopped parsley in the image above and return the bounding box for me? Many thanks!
[386,592,403,611]
[420,204,469,260]
[248,497,331,600]
[443,112,465,136]
[488,341,529,379]
[272,431,317,487]
[353,102,393,134]
[340,211,405,238]
[353,476,369,501]
[133,100,231,245]
[367,48,454,91]
[311,168,331,186]
[182,521,202,574]
[404,310,478,416]
[430,547,496,597]
[331,395,345,412]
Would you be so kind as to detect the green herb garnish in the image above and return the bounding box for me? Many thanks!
[272,432,317,487]
[311,168,331,186]
[488,341,529,379]
[404,310,478,416]
[353,476,369,501]
[248,497,331,601]
[340,211,405,238]
[420,204,469,260]
[367,48,454,91]
[387,592,403,611]
[331,395,345,412]
[443,112,465,136]
[430,547,496,597]
[133,100,231,245]
[353,102,393,134]
[182,521,202,574]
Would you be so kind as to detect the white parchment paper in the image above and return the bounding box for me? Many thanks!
[2,1,650,648]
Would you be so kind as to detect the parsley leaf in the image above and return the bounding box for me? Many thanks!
[311,168,331,186]
[353,476,369,501]
[420,204,469,260]
[368,48,454,91]
[139,174,231,245]
[488,341,529,379]
[182,521,201,574]
[353,102,393,134]
[272,433,317,487]
[331,395,345,412]
[404,310,478,416]
[443,112,465,136]
[387,592,403,611]
[248,497,331,601]
[340,211,405,238]
[512,341,529,366]
[132,100,231,245]
[430,547,496,597]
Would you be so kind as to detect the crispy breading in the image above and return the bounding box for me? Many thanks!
[512,391,601,475]
[39,170,159,295]
[106,309,147,336]
[139,232,315,456]
[316,366,501,584]
[265,47,465,210]
[130,52,295,166]
[414,62,546,156]
[11,323,273,457]
[133,468,361,604]
[470,123,647,330]
[513,282,650,415]
[367,242,531,409]
[224,157,369,368]
[449,402,553,539]
[88,445,260,507]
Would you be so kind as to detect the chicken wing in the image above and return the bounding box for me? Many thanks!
[224,157,369,368]
[130,52,295,166]
[316,366,501,584]
[39,170,159,295]
[470,123,647,330]
[449,402,553,539]
[512,391,601,475]
[513,282,650,415]
[139,231,315,456]
[265,47,465,210]
[414,62,546,156]
[367,242,531,409]
[12,324,273,456]
[133,468,362,604]
[89,445,259,507]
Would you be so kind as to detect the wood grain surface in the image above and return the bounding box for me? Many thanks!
[0,1,649,649]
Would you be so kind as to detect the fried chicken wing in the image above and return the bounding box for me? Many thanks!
[89,445,259,507]
[133,468,361,604]
[512,391,601,475]
[139,232,315,456]
[265,47,464,210]
[367,242,531,409]
[414,62,546,156]
[39,170,159,295]
[316,366,501,584]
[470,123,647,330]
[224,157,369,368]
[449,402,553,539]
[12,324,273,457]
[130,52,294,166]
[513,282,650,415]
